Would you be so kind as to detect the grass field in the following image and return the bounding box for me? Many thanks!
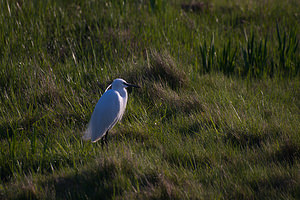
[0,0,299,199]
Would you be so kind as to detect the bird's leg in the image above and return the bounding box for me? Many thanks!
[104,131,108,143]
[101,137,105,149]
[101,131,109,150]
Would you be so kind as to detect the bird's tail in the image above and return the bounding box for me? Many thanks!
[82,123,92,141]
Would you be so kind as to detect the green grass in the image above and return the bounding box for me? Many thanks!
[0,0,299,199]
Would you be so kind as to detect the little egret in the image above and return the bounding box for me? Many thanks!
[83,78,139,145]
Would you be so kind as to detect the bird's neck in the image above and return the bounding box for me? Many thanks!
[117,88,127,99]
[118,88,128,110]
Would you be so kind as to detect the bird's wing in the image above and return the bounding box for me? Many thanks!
[82,90,122,142]
[104,84,112,92]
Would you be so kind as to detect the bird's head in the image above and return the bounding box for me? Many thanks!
[111,78,140,90]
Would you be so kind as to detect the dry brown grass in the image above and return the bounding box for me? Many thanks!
[121,49,204,114]
[124,49,188,89]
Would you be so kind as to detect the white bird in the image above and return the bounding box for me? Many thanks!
[83,78,139,144]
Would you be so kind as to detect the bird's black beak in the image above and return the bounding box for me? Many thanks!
[124,82,140,88]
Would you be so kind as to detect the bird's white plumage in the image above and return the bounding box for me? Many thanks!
[83,78,132,143]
